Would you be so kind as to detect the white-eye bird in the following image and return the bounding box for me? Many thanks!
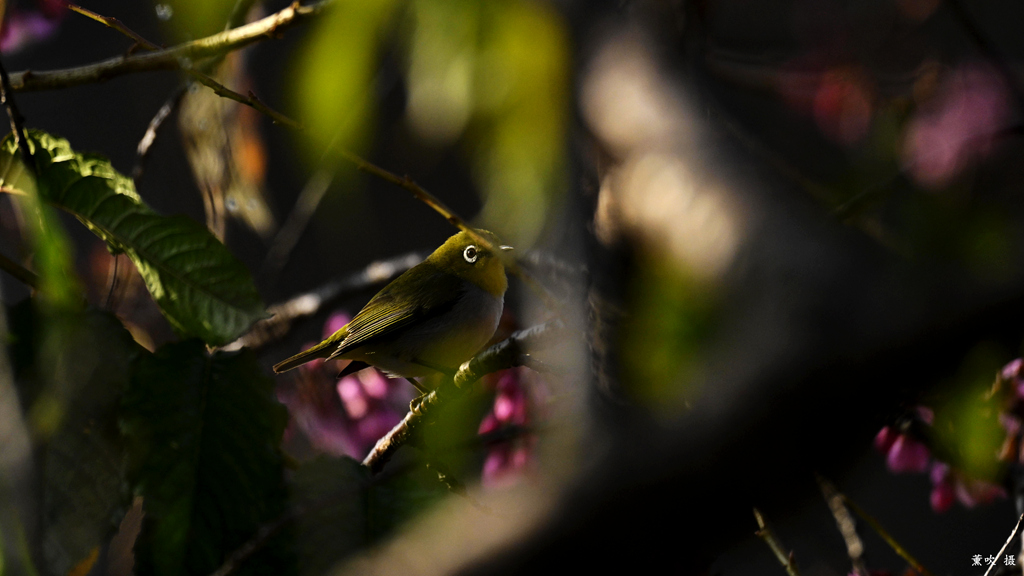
[273,229,512,391]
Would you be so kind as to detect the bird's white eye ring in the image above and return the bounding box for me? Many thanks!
[463,245,478,263]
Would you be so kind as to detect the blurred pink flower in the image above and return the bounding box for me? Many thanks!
[478,367,542,488]
[812,68,873,145]
[902,64,1012,188]
[277,310,413,460]
[885,433,931,473]
[1,0,64,53]
[929,461,1005,512]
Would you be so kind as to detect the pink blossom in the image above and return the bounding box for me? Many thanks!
[276,310,413,460]
[874,426,897,453]
[902,64,1011,188]
[885,434,931,473]
[478,367,540,488]
[0,0,64,54]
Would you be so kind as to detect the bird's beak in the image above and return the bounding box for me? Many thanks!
[499,245,514,252]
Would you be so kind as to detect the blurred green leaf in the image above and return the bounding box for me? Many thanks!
[929,343,1007,481]
[0,134,81,311]
[39,310,140,575]
[619,253,718,412]
[291,0,398,164]
[121,341,289,576]
[6,303,142,575]
[0,130,267,346]
[156,0,238,40]
[470,0,568,246]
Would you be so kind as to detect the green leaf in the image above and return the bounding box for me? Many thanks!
[121,341,289,576]
[0,130,267,346]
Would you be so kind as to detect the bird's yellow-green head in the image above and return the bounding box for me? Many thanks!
[427,229,512,297]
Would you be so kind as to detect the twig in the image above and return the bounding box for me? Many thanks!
[133,85,187,180]
[816,476,867,576]
[0,54,33,169]
[260,167,333,278]
[221,252,424,351]
[64,2,301,130]
[208,508,297,576]
[839,493,936,576]
[752,508,800,576]
[362,321,566,474]
[0,251,39,289]
[982,513,1024,576]
[339,150,562,314]
[62,2,161,51]
[10,0,335,92]
[423,460,492,514]
[182,69,301,128]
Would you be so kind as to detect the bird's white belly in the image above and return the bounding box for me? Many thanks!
[351,286,503,378]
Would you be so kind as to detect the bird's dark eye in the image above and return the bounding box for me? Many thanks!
[463,245,478,264]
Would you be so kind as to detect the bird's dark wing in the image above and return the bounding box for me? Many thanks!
[326,263,465,360]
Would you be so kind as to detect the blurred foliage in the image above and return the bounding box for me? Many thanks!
[618,251,719,413]
[0,131,267,346]
[292,0,398,164]
[292,0,568,247]
[121,341,289,576]
[258,455,446,575]
[928,343,1008,481]
[7,303,142,576]
[155,0,239,39]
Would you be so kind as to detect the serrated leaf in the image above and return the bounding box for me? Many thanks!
[121,341,289,576]
[0,130,267,346]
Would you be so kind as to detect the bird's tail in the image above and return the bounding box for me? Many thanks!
[273,339,337,373]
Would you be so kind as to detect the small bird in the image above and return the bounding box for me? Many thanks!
[273,229,512,392]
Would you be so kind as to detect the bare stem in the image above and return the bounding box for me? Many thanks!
[982,513,1024,576]
[10,0,335,92]
[752,508,801,576]
[839,493,936,576]
[64,2,301,129]
[338,150,562,313]
[816,476,867,576]
[0,251,39,289]
[63,2,161,51]
[221,252,424,351]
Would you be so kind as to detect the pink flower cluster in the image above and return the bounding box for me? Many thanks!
[901,64,1012,188]
[478,368,538,488]
[276,312,412,460]
[874,372,1017,513]
[277,310,543,487]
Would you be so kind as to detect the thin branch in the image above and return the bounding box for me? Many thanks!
[63,2,161,51]
[133,85,187,180]
[982,513,1024,576]
[839,493,936,576]
[362,321,566,474]
[182,69,301,128]
[260,167,333,278]
[0,54,33,169]
[816,476,867,576]
[10,0,334,92]
[752,508,801,576]
[339,150,563,314]
[221,252,424,351]
[64,2,301,130]
[0,251,39,289]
